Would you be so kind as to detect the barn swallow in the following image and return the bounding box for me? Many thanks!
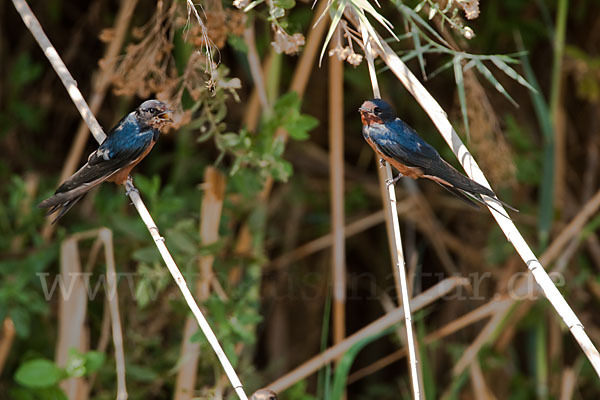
[359,99,516,212]
[38,99,173,223]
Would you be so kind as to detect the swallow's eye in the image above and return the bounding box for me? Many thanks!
[373,106,381,114]
[147,107,156,114]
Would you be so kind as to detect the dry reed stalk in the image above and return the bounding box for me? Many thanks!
[358,15,421,399]
[267,276,469,392]
[268,210,386,270]
[0,318,16,376]
[329,25,347,350]
[12,1,248,397]
[98,228,127,400]
[244,25,271,115]
[489,188,600,351]
[243,53,275,130]
[174,167,226,400]
[347,297,513,384]
[41,0,139,241]
[366,27,600,377]
[56,237,90,400]
[559,365,578,400]
[453,305,510,375]
[469,360,497,400]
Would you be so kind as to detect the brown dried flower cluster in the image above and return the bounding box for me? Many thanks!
[188,8,246,49]
[326,19,366,67]
[457,0,480,20]
[105,1,240,132]
[106,2,178,100]
[271,26,305,55]
[329,46,363,66]
[233,0,250,9]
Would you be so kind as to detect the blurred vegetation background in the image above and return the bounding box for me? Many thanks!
[1,0,600,398]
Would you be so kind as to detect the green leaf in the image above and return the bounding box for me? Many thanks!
[227,34,248,53]
[10,307,30,338]
[84,351,105,374]
[15,359,63,388]
[126,363,158,382]
[490,56,537,92]
[318,0,347,66]
[65,349,86,378]
[133,246,160,263]
[453,56,470,140]
[274,91,301,116]
[411,21,427,79]
[331,327,393,399]
[285,115,319,140]
[274,0,295,9]
[474,59,518,107]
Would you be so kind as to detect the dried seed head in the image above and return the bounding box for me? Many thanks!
[457,0,480,20]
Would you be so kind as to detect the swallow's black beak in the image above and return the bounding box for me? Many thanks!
[158,109,174,122]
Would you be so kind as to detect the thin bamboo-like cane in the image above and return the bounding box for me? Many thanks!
[11,1,248,398]
[329,25,347,353]
[371,34,600,378]
[358,17,422,400]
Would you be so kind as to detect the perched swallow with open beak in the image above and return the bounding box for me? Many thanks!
[359,98,516,212]
[39,99,173,223]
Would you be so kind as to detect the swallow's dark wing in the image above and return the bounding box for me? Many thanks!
[38,134,152,222]
[368,119,441,170]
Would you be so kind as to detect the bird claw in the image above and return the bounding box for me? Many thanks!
[385,174,403,187]
[379,158,387,168]
[125,176,138,196]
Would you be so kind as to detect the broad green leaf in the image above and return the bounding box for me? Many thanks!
[15,359,63,388]
[85,351,106,374]
[66,349,86,378]
[274,91,301,116]
[285,114,319,140]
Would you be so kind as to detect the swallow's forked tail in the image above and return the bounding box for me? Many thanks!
[38,185,93,224]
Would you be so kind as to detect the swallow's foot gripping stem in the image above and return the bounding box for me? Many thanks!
[125,176,139,196]
[379,158,387,168]
[385,173,403,187]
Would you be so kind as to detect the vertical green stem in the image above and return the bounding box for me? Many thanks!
[539,0,568,249]
[535,318,548,400]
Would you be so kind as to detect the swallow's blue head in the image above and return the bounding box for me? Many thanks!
[358,99,396,125]
[135,99,173,130]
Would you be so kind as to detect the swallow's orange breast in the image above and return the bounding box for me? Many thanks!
[107,140,156,185]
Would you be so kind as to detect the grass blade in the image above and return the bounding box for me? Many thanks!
[453,55,470,141]
[411,21,427,79]
[490,56,538,92]
[474,59,518,107]
[330,327,393,399]
[318,0,346,66]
